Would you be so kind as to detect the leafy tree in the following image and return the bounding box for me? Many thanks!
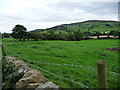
[106,31,110,38]
[25,32,31,40]
[83,32,91,39]
[95,31,101,39]
[65,33,75,41]
[113,31,120,38]
[65,31,83,41]
[2,33,11,38]
[11,24,27,41]
[73,31,84,40]
[109,31,114,35]
[30,32,44,41]
[109,30,120,38]
[57,33,66,40]
[44,33,54,40]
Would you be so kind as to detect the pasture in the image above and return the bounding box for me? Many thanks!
[3,38,119,88]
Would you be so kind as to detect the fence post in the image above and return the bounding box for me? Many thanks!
[2,45,6,57]
[0,34,2,90]
[97,60,108,88]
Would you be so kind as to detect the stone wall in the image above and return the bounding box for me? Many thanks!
[4,56,59,90]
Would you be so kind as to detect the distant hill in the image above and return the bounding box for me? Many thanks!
[30,29,45,32]
[31,20,119,34]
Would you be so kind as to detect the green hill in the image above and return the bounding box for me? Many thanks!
[31,20,119,34]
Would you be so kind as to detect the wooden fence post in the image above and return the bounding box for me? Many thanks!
[97,60,108,88]
[2,45,6,57]
[0,34,2,90]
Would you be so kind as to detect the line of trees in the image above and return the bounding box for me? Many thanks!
[2,24,120,41]
[10,24,86,41]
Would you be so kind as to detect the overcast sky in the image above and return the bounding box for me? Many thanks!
[0,0,119,33]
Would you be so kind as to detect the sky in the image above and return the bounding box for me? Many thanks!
[0,0,119,33]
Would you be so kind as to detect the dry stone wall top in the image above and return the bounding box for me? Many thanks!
[4,56,59,90]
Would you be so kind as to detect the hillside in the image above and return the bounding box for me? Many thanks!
[31,20,119,34]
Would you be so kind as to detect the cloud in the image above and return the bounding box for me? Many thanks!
[0,0,118,33]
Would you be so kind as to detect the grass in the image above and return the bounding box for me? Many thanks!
[3,38,119,88]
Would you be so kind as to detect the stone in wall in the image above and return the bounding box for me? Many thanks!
[15,70,48,88]
[27,83,42,88]
[35,81,59,90]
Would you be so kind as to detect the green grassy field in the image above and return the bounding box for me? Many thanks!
[3,38,119,88]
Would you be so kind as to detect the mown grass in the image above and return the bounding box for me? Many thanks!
[3,38,119,88]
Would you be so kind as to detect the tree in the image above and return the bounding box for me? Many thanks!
[44,33,55,40]
[109,31,114,35]
[11,24,27,41]
[113,31,120,39]
[95,31,101,39]
[30,32,44,41]
[65,33,75,41]
[2,33,11,38]
[25,32,31,40]
[65,31,83,41]
[106,31,110,38]
[73,31,84,40]
[83,32,91,39]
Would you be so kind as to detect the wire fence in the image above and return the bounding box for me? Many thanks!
[29,63,89,88]
[5,49,120,76]
[5,48,89,88]
[3,46,120,88]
